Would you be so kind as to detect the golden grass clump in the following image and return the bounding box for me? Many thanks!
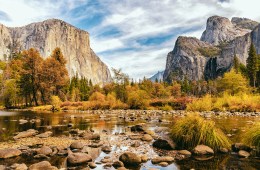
[171,113,231,151]
[243,123,260,153]
[186,94,212,111]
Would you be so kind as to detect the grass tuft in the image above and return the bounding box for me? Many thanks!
[243,123,260,153]
[171,113,231,151]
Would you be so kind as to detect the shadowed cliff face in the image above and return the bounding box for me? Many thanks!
[0,19,112,85]
[163,16,259,82]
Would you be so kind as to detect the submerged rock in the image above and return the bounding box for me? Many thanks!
[0,148,22,159]
[13,129,38,140]
[36,146,53,156]
[67,149,92,165]
[112,161,124,169]
[119,152,142,166]
[36,131,52,138]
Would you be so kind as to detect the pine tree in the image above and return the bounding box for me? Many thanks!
[233,55,240,73]
[247,43,258,87]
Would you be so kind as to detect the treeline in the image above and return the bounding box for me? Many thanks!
[0,43,259,110]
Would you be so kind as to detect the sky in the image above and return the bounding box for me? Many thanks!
[0,0,259,79]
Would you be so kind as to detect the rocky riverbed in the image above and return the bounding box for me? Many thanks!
[0,110,259,169]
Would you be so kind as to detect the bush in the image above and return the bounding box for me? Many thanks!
[50,95,62,111]
[161,105,172,111]
[127,90,150,109]
[186,95,212,111]
[171,113,231,151]
[243,123,260,153]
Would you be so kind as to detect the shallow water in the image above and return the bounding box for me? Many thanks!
[0,110,259,169]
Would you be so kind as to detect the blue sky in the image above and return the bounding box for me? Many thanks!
[0,0,259,79]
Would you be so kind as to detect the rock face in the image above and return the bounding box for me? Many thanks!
[201,16,251,45]
[149,71,164,82]
[0,19,111,85]
[163,36,213,81]
[163,16,259,82]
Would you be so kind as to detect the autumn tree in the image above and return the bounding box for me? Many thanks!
[20,48,43,106]
[217,69,249,95]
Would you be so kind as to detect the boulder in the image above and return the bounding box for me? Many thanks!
[10,163,28,170]
[36,146,53,156]
[88,162,97,169]
[151,156,174,164]
[119,152,142,166]
[238,150,250,158]
[70,141,84,149]
[141,134,153,142]
[14,129,38,139]
[112,161,124,168]
[193,145,214,155]
[159,162,169,167]
[101,146,112,153]
[232,143,251,152]
[152,139,175,150]
[0,148,22,159]
[28,161,58,170]
[0,165,5,170]
[67,151,92,165]
[178,150,191,156]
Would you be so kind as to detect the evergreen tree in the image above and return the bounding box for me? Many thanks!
[233,55,240,73]
[247,43,258,87]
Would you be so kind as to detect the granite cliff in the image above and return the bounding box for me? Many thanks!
[0,19,111,85]
[163,16,259,82]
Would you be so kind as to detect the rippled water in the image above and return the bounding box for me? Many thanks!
[0,110,259,170]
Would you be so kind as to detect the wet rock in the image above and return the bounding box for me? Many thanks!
[159,162,169,167]
[28,161,58,170]
[140,155,148,162]
[151,156,174,164]
[70,141,84,149]
[194,156,214,161]
[238,150,250,158]
[101,146,111,153]
[36,131,52,138]
[18,146,30,151]
[119,152,142,166]
[10,163,28,170]
[152,139,175,150]
[88,162,97,169]
[117,168,127,170]
[178,150,191,157]
[219,148,229,154]
[81,146,101,160]
[129,135,142,140]
[112,161,124,169]
[67,149,92,165]
[0,148,22,159]
[34,154,50,159]
[131,141,140,147]
[193,145,214,155]
[101,158,110,163]
[0,165,5,170]
[19,119,28,124]
[232,143,251,152]
[36,146,53,156]
[141,134,153,142]
[13,129,38,140]
[131,125,144,132]
[82,133,100,140]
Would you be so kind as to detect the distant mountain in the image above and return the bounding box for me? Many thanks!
[149,71,164,82]
[0,19,112,85]
[163,16,259,82]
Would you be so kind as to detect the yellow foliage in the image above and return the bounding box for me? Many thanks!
[50,95,62,111]
[186,94,212,111]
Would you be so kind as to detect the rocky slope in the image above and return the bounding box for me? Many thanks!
[0,19,111,85]
[164,16,259,82]
[149,71,164,82]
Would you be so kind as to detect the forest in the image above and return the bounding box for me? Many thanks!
[0,43,259,112]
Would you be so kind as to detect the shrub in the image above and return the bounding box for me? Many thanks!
[243,123,260,153]
[161,105,172,111]
[171,113,231,151]
[186,95,212,111]
[127,90,150,109]
[50,95,62,111]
